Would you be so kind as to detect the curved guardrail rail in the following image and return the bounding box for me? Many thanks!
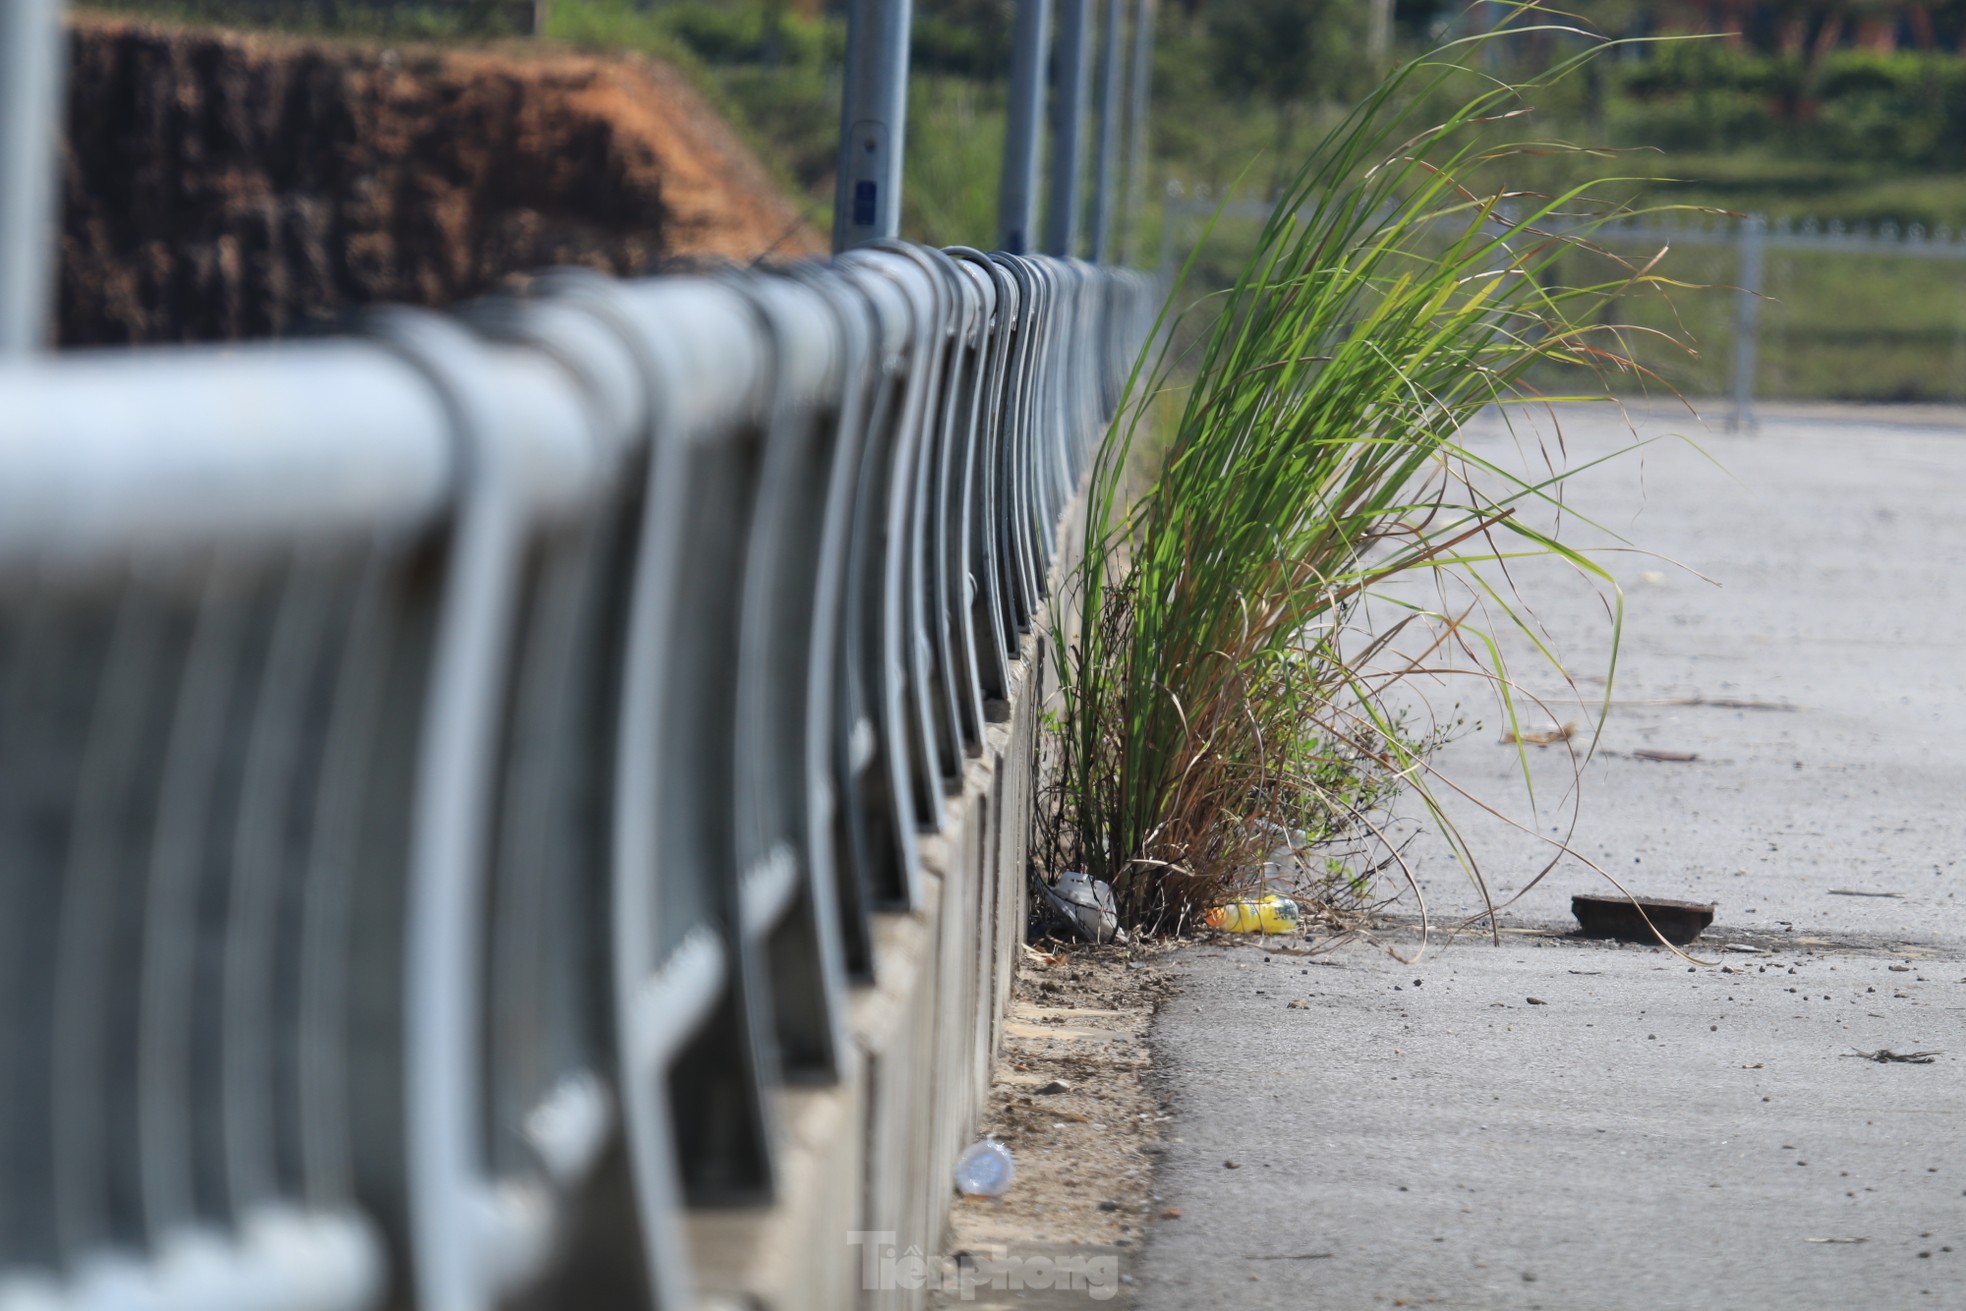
[0,247,1156,1311]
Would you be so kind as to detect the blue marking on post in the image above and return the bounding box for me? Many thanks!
[853,181,879,228]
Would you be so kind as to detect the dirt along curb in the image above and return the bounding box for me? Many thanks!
[933,941,1183,1308]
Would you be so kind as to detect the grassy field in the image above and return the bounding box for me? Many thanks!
[1524,234,1966,404]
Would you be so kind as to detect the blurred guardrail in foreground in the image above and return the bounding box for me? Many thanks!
[0,248,1156,1311]
[1162,190,1966,426]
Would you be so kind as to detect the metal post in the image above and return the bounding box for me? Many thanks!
[0,0,65,354]
[1086,0,1124,264]
[1475,0,1501,71]
[1731,213,1765,431]
[998,0,1053,255]
[1118,0,1155,267]
[1044,0,1093,258]
[1367,0,1393,62]
[833,0,915,252]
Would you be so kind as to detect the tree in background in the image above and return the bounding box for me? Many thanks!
[1205,0,1362,194]
[909,0,1015,77]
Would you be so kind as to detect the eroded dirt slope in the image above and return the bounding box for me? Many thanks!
[61,15,823,344]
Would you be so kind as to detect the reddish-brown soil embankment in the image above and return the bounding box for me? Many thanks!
[61,15,824,345]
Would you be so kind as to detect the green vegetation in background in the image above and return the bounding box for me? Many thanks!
[90,0,1966,230]
[1615,42,1966,169]
[537,0,1382,248]
[88,0,1966,399]
[542,0,844,232]
[1193,0,1370,195]
[1496,43,1966,228]
[544,0,1003,242]
[570,0,1966,400]
[903,76,1008,249]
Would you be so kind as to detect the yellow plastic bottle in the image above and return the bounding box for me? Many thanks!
[1205,892,1301,934]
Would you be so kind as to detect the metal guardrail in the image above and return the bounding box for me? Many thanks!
[0,247,1156,1311]
[1161,193,1966,429]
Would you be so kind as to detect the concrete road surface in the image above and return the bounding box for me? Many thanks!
[1135,403,1966,1310]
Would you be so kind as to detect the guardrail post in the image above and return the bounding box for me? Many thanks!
[1119,0,1155,267]
[1044,0,1094,258]
[834,0,914,251]
[0,0,64,354]
[1731,213,1765,432]
[1087,0,1124,264]
[998,0,1053,255]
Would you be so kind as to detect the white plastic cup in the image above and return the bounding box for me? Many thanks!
[953,1138,1016,1197]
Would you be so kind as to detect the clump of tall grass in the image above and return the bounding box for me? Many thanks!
[1048,16,1683,934]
